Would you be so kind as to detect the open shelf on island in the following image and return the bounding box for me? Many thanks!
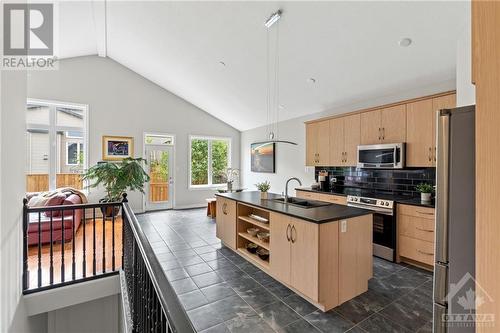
[237,248,270,269]
[238,232,270,250]
[238,216,270,231]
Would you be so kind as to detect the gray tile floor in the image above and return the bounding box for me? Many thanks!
[138,209,433,333]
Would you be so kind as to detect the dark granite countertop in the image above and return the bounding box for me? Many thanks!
[295,187,435,208]
[215,191,373,224]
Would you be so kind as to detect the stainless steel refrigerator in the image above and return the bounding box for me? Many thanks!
[434,105,475,333]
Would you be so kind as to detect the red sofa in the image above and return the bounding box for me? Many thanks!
[28,194,83,246]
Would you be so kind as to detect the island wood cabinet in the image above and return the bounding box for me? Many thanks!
[406,94,456,166]
[270,212,372,310]
[360,104,406,145]
[306,120,330,166]
[329,114,360,166]
[215,197,237,249]
[396,204,435,269]
[270,213,319,301]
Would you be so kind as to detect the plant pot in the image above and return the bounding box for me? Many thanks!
[260,192,268,199]
[421,192,432,202]
[99,199,122,218]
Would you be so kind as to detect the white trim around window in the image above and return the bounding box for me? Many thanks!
[188,135,232,189]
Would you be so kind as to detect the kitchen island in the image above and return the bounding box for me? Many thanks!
[215,191,374,311]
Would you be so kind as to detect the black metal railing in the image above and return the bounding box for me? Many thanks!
[122,198,195,333]
[22,197,123,293]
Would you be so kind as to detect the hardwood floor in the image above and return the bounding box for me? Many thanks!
[27,217,122,290]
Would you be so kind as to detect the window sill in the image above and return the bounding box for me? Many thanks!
[188,185,225,191]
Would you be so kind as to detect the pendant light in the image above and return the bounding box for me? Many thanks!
[253,9,297,146]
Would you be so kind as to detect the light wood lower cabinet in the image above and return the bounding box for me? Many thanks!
[296,190,347,206]
[397,204,435,269]
[269,212,372,310]
[215,197,237,249]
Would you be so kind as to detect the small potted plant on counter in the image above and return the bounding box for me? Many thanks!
[255,181,271,199]
[416,183,434,202]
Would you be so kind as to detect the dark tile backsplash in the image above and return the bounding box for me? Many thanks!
[315,167,436,197]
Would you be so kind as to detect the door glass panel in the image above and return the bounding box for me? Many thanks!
[149,150,169,203]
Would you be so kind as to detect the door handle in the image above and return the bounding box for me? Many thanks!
[382,128,385,140]
[416,211,434,215]
[428,147,432,162]
[291,225,297,243]
[378,128,381,140]
[416,227,434,232]
[434,147,437,162]
[222,203,227,215]
[286,224,291,242]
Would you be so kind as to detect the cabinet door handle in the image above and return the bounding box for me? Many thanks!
[428,147,432,162]
[416,227,434,232]
[417,249,434,256]
[382,128,385,140]
[416,211,434,216]
[286,224,291,242]
[378,128,381,140]
[291,225,297,243]
[434,147,437,162]
[222,203,227,215]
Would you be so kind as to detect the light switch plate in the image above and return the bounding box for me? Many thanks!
[341,220,347,233]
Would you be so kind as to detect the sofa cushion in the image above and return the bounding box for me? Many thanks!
[61,194,83,216]
[43,194,67,217]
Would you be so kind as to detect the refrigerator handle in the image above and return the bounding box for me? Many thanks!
[435,110,450,263]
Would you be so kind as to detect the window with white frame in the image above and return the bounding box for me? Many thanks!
[189,136,231,187]
[26,100,88,192]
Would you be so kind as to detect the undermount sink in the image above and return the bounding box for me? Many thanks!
[271,197,331,209]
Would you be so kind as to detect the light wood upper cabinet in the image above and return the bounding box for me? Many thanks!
[343,114,361,166]
[360,110,382,144]
[406,99,434,167]
[290,218,319,301]
[328,114,360,166]
[381,105,406,143]
[361,105,406,144]
[270,213,291,285]
[306,120,330,166]
[329,117,344,166]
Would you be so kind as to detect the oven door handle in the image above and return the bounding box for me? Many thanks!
[346,203,393,216]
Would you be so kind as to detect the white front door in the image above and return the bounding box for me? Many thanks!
[145,145,173,211]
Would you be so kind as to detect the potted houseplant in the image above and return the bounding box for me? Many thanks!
[416,183,434,202]
[82,157,150,217]
[255,181,271,199]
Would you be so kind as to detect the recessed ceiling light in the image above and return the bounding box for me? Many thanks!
[219,61,226,67]
[399,38,412,47]
[308,78,316,84]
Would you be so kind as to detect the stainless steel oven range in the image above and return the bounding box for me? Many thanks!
[347,195,396,262]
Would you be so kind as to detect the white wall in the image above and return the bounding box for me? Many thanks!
[456,2,476,107]
[48,295,120,333]
[28,56,240,211]
[1,70,47,333]
[241,80,455,194]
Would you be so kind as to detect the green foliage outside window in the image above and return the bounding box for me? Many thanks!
[211,140,229,184]
[191,139,209,185]
[190,138,229,186]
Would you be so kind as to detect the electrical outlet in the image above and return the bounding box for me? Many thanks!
[341,220,347,233]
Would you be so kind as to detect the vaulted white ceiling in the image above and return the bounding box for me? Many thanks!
[57,1,468,131]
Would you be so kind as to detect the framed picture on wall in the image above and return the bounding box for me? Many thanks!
[102,136,134,161]
[251,142,275,173]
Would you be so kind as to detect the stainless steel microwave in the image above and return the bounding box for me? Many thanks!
[357,143,405,169]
